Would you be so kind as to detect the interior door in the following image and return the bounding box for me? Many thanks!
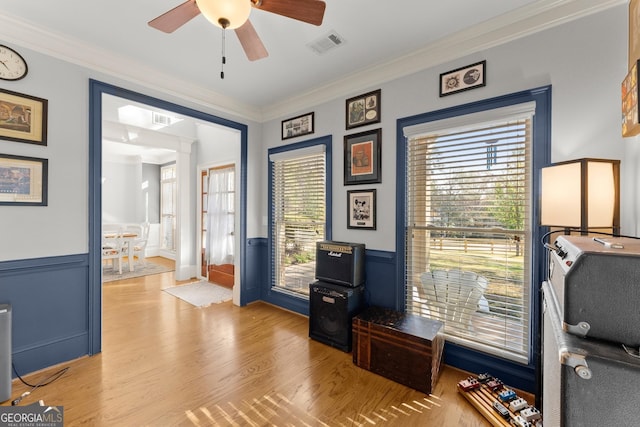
[201,164,235,288]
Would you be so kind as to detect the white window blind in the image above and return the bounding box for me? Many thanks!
[404,105,533,363]
[271,148,326,296]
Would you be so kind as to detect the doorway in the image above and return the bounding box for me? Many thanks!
[200,164,236,288]
[89,80,248,355]
[101,94,182,269]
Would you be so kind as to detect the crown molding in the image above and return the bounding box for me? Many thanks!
[0,0,625,124]
[0,13,263,122]
[262,0,625,121]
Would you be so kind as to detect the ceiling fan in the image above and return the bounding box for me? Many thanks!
[148,0,326,62]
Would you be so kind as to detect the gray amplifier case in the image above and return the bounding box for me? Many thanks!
[542,281,640,426]
[548,235,640,346]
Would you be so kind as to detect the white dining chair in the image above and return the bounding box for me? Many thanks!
[102,228,126,274]
[131,222,150,268]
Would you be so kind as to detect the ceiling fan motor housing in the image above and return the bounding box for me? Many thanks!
[149,0,326,62]
[196,0,251,29]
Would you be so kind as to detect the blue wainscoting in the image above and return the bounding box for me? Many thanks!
[362,249,397,310]
[243,238,267,305]
[0,254,90,377]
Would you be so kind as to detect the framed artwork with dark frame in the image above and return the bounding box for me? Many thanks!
[281,112,314,140]
[344,128,381,185]
[345,89,381,130]
[0,153,48,206]
[439,60,486,97]
[347,189,376,230]
[0,88,48,145]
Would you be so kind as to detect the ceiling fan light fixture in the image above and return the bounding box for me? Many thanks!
[196,0,251,30]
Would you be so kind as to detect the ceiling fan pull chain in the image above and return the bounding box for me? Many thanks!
[220,27,226,79]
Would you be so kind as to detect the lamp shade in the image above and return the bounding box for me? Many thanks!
[196,0,251,29]
[540,158,620,234]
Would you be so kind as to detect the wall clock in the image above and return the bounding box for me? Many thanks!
[0,45,28,81]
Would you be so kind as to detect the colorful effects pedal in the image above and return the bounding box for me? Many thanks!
[509,397,529,412]
[486,378,503,391]
[458,377,481,391]
[477,372,493,383]
[492,401,510,419]
[512,415,532,427]
[498,389,517,402]
[520,407,542,422]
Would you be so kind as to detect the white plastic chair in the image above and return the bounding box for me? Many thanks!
[419,269,488,330]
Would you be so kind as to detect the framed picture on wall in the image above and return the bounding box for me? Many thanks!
[344,128,381,185]
[281,112,314,140]
[0,88,48,145]
[0,153,48,206]
[439,60,486,97]
[345,89,381,130]
[347,189,376,230]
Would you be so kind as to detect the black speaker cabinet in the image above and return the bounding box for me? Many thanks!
[315,241,365,287]
[549,235,640,346]
[309,281,364,352]
[542,281,640,426]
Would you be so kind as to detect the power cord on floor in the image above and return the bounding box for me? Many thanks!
[11,363,69,406]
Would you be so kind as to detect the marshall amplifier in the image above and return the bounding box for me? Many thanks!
[309,281,364,352]
[315,241,365,287]
[548,235,640,346]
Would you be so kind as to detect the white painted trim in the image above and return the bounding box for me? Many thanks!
[403,101,536,138]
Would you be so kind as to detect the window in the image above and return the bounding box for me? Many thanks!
[403,102,535,364]
[269,143,328,298]
[161,164,176,252]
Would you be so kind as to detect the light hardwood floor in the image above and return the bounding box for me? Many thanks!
[5,257,531,426]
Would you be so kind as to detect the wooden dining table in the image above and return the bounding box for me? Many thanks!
[103,232,138,272]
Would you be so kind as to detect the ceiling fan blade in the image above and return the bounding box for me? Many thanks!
[148,0,201,33]
[254,0,326,26]
[235,20,268,61]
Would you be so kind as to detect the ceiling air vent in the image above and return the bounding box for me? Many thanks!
[152,112,171,126]
[307,30,346,55]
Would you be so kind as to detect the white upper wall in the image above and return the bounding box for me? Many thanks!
[262,4,636,251]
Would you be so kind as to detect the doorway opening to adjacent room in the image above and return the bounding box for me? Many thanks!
[89,80,248,355]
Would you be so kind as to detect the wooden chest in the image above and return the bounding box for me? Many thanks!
[352,306,444,394]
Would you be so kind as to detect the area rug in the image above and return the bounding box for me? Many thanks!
[162,281,233,307]
[103,261,174,283]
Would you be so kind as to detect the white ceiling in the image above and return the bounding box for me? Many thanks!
[0,0,624,122]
